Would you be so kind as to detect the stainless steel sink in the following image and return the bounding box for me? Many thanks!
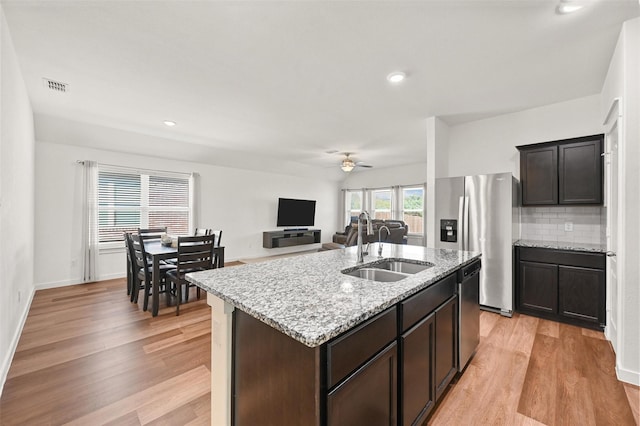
[370,260,433,274]
[342,268,408,282]
[341,259,434,282]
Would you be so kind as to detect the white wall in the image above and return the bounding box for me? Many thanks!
[0,6,35,394]
[601,17,640,386]
[340,162,427,190]
[447,95,603,178]
[34,141,339,288]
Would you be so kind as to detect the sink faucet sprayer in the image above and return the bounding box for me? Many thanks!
[377,225,390,257]
[357,211,374,264]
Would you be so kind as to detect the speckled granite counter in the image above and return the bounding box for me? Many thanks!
[187,244,480,348]
[514,239,607,253]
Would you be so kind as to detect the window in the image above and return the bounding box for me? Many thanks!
[98,166,191,243]
[401,186,424,235]
[344,190,363,225]
[342,184,426,240]
[371,189,392,220]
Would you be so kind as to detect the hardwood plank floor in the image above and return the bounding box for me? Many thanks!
[431,312,637,426]
[1,280,637,425]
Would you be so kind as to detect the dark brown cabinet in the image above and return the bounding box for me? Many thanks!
[518,134,603,206]
[232,269,472,425]
[558,265,605,324]
[518,261,558,314]
[520,146,558,205]
[434,296,458,400]
[328,342,397,426]
[401,313,435,426]
[516,247,605,330]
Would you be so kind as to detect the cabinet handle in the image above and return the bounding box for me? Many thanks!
[606,251,616,257]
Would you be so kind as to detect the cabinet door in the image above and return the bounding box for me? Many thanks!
[327,342,397,426]
[518,261,558,314]
[559,265,605,326]
[559,139,603,204]
[401,313,435,426]
[520,146,558,205]
[434,296,458,401]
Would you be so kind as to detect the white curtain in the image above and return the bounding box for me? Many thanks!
[189,172,200,233]
[82,160,99,282]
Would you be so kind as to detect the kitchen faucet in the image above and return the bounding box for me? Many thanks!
[377,225,390,257]
[357,211,374,263]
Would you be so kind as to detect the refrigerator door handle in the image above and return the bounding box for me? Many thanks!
[462,196,469,251]
[458,196,465,250]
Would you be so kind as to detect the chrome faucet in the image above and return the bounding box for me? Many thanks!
[377,225,390,257]
[357,211,374,263]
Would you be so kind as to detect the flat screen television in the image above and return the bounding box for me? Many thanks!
[277,198,316,228]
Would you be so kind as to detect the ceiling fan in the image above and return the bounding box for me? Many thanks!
[340,153,373,172]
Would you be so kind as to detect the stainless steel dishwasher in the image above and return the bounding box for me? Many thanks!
[458,259,481,372]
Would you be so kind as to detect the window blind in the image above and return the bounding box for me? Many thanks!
[97,165,191,243]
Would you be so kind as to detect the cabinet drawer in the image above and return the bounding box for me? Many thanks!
[518,247,605,269]
[327,306,397,389]
[401,273,456,331]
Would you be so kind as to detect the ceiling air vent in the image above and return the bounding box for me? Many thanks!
[43,78,68,93]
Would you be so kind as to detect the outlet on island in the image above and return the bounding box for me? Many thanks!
[564,222,573,232]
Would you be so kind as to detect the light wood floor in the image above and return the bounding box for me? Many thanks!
[1,277,638,425]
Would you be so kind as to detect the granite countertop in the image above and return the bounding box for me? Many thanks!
[514,239,607,253]
[187,245,480,348]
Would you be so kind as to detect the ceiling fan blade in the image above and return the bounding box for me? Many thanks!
[355,162,373,168]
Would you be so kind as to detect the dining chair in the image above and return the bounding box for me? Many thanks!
[165,235,215,315]
[130,234,175,310]
[211,230,223,267]
[194,228,212,236]
[138,227,167,240]
[124,232,137,297]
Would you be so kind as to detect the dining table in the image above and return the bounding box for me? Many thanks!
[143,240,225,316]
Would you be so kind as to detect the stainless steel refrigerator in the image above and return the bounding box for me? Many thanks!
[435,172,519,316]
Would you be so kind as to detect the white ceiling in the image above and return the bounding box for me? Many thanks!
[2,0,638,176]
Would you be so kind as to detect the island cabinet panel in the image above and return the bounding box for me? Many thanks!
[233,310,321,426]
[327,306,397,388]
[327,342,397,426]
[400,313,435,426]
[401,273,456,331]
[516,246,606,330]
[434,295,459,400]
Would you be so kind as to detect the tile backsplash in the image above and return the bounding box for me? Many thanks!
[520,206,603,245]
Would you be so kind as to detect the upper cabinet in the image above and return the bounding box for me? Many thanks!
[517,134,604,206]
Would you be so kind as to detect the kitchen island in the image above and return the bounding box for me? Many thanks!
[187,244,481,425]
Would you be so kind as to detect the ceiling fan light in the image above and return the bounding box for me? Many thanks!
[341,159,355,172]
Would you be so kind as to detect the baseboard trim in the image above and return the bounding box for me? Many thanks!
[617,365,640,386]
[0,286,36,397]
[35,273,126,290]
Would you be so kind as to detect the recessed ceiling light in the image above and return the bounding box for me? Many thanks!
[387,72,406,84]
[556,2,583,14]
[163,120,176,127]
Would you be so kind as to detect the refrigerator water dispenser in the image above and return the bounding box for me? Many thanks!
[440,219,457,242]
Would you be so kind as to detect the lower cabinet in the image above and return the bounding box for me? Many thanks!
[516,247,605,330]
[434,296,458,401]
[401,314,435,426]
[399,276,459,426]
[327,342,397,426]
[519,261,558,314]
[233,270,470,426]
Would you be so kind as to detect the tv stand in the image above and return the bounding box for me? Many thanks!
[263,229,321,249]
